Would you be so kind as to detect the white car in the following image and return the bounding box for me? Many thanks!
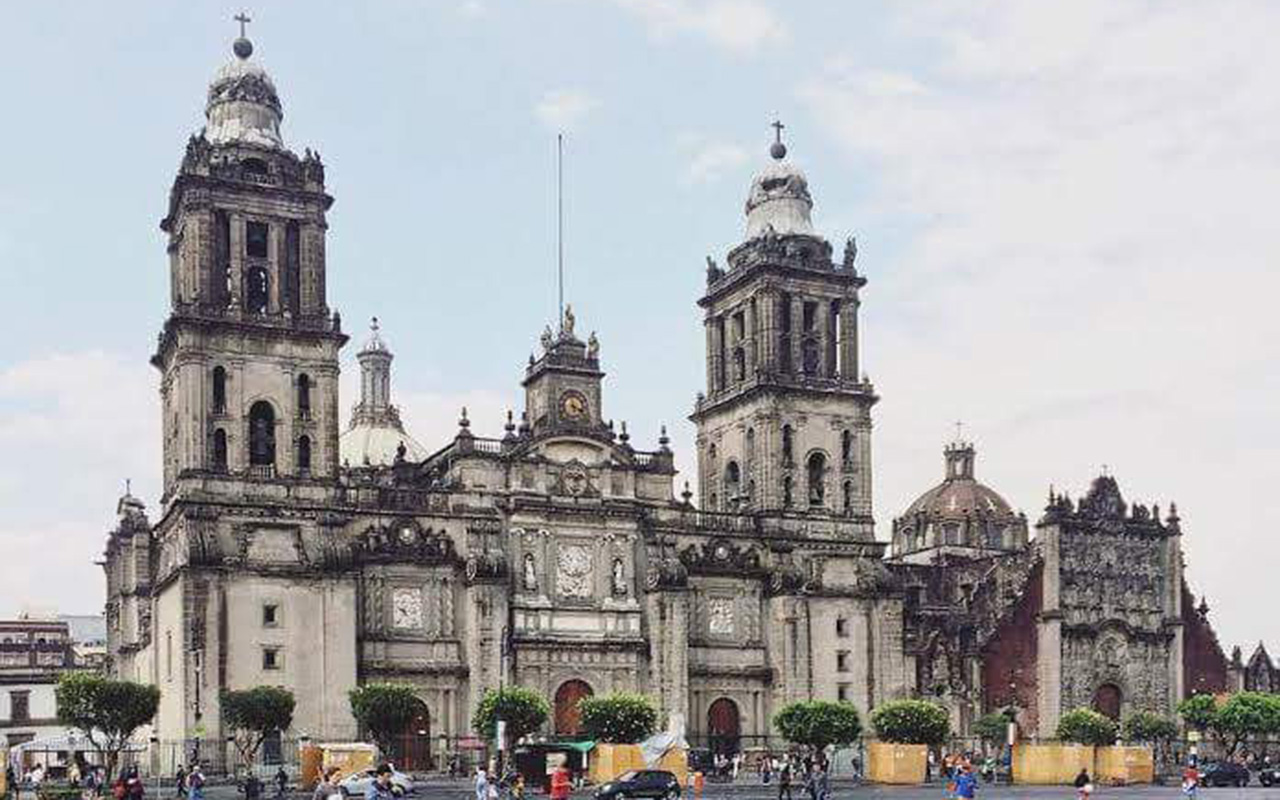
[338,768,414,797]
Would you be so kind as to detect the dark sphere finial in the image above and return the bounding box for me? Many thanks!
[233,37,254,59]
[770,141,787,160]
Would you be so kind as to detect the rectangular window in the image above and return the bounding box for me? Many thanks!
[803,301,817,331]
[835,617,849,638]
[837,684,850,703]
[246,221,270,259]
[262,647,281,670]
[836,650,850,673]
[263,604,279,627]
[10,691,30,722]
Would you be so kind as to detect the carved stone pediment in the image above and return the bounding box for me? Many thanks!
[353,519,459,565]
[679,538,764,576]
[553,460,597,498]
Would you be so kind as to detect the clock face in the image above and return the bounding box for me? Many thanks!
[559,391,588,422]
[391,588,422,630]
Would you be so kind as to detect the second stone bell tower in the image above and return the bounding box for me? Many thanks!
[691,125,877,538]
[153,26,346,499]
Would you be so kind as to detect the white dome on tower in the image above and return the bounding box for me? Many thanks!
[744,126,816,239]
[339,318,427,467]
[204,35,285,149]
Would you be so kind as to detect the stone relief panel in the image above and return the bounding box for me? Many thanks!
[709,598,735,635]
[557,543,594,599]
[392,587,423,630]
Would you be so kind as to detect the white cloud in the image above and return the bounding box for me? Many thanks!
[0,351,159,617]
[799,0,1280,649]
[534,89,597,132]
[682,139,749,184]
[457,0,489,18]
[612,0,787,53]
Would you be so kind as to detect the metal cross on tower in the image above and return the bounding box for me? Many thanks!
[772,119,785,144]
[234,12,252,38]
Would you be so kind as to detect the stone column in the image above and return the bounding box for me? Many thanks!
[1037,526,1063,736]
[756,292,775,374]
[267,223,281,313]
[840,299,860,379]
[816,299,830,378]
[790,296,804,374]
[229,213,244,310]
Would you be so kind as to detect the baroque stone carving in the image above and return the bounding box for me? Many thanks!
[708,598,735,635]
[557,544,594,598]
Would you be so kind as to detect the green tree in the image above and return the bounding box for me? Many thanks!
[472,686,550,744]
[221,686,296,768]
[972,710,1014,745]
[1177,694,1218,732]
[870,699,951,745]
[578,693,660,744]
[773,701,863,751]
[1122,711,1178,744]
[1056,708,1117,746]
[349,684,422,757]
[1212,692,1280,755]
[56,673,159,781]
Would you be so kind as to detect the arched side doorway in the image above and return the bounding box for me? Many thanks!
[1092,683,1122,720]
[392,700,432,772]
[554,680,594,737]
[707,697,741,755]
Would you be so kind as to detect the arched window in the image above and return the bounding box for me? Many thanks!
[782,476,794,509]
[745,428,756,467]
[248,401,276,466]
[297,374,312,418]
[843,481,853,515]
[807,452,827,506]
[297,435,312,474]
[212,428,228,472]
[212,366,227,414]
[246,266,270,314]
[841,430,853,468]
[241,158,269,179]
[781,425,794,466]
[724,461,741,508]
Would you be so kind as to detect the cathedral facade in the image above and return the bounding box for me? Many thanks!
[103,32,1235,768]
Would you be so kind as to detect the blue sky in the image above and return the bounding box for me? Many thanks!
[3,1,1279,654]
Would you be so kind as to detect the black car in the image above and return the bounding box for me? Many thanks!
[1258,766,1280,787]
[593,770,681,800]
[1200,762,1250,787]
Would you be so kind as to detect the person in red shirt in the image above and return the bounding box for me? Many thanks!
[550,766,571,800]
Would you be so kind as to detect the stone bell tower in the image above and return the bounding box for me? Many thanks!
[690,124,877,538]
[153,25,346,499]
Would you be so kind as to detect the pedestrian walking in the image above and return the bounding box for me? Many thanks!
[274,767,289,799]
[365,765,396,800]
[1181,763,1199,798]
[174,765,187,799]
[474,766,489,800]
[125,767,145,800]
[1073,768,1092,800]
[549,765,570,800]
[312,767,342,800]
[187,766,205,800]
[953,766,977,800]
[776,758,792,800]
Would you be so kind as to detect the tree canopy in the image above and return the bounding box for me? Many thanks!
[349,684,423,757]
[578,693,660,744]
[1056,708,1117,746]
[972,710,1014,744]
[774,701,863,750]
[1121,711,1178,744]
[1212,692,1280,755]
[472,686,550,744]
[221,686,296,766]
[56,673,159,778]
[869,699,951,745]
[1177,694,1219,732]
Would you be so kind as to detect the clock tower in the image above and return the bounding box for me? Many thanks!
[522,306,607,438]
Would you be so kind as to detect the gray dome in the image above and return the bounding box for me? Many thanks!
[205,42,284,149]
[744,158,815,239]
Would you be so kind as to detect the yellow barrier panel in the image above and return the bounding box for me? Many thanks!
[1094,746,1154,786]
[587,744,689,787]
[865,742,927,785]
[1012,743,1094,784]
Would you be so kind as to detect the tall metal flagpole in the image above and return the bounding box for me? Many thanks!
[557,133,564,331]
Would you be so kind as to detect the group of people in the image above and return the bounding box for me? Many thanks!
[4,762,155,800]
[757,753,831,800]
[928,751,1000,785]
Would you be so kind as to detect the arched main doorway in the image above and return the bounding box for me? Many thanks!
[554,680,593,737]
[392,700,432,771]
[1092,683,1122,720]
[707,697,741,755]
